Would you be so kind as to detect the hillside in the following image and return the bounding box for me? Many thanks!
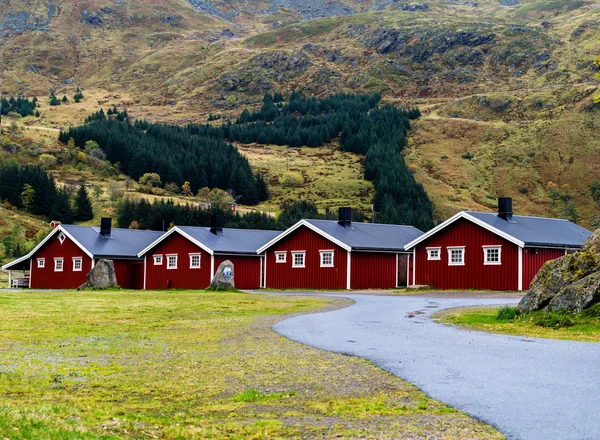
[1,0,600,229]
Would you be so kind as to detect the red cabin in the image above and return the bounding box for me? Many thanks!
[258,208,423,290]
[137,221,279,290]
[405,198,591,291]
[2,219,162,289]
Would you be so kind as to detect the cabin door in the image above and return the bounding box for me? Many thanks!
[397,254,408,287]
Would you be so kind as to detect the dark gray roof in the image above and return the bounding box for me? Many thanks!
[305,220,423,251]
[63,225,163,258]
[178,226,280,254]
[466,211,591,248]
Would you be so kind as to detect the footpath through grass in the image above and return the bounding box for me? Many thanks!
[0,290,502,439]
[437,304,600,342]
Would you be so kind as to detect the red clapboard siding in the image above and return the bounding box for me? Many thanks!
[351,252,398,290]
[522,247,567,290]
[144,233,211,289]
[30,234,92,289]
[214,255,263,289]
[266,226,347,290]
[415,217,519,291]
[112,260,144,289]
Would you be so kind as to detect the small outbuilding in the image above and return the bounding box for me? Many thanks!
[257,208,423,290]
[405,198,592,291]
[2,219,162,289]
[137,218,280,290]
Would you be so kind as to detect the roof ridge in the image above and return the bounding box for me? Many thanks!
[306,219,417,228]
[466,211,569,222]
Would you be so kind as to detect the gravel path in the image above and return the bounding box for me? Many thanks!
[270,293,600,440]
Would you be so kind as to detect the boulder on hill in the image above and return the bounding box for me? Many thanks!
[517,229,600,314]
[78,259,118,290]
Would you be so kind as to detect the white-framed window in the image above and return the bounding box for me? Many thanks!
[189,253,201,269]
[58,232,66,244]
[320,250,334,267]
[54,258,64,272]
[483,246,502,265]
[426,247,441,261]
[153,255,163,265]
[292,251,306,268]
[275,252,287,263]
[166,254,178,270]
[447,247,465,266]
[73,257,83,272]
[37,258,45,268]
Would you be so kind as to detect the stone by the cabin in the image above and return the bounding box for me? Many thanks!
[78,259,118,290]
[210,260,235,289]
[517,228,600,314]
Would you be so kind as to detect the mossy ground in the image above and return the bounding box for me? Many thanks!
[435,305,600,342]
[0,290,503,439]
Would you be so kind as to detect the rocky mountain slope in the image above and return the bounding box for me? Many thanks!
[1,0,600,226]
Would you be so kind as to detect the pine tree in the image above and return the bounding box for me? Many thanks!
[74,184,94,221]
[62,95,68,103]
[49,93,61,106]
[20,184,36,212]
[50,189,74,224]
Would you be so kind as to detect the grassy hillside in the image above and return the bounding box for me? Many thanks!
[2,0,600,228]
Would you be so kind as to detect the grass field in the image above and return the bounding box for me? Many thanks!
[436,305,600,342]
[0,290,502,439]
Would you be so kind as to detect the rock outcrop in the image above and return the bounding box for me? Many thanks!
[210,260,235,289]
[517,229,600,314]
[78,259,118,290]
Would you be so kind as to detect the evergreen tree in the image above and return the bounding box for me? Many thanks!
[20,184,36,213]
[74,184,94,221]
[49,94,61,106]
[255,173,269,202]
[50,189,74,224]
[62,95,68,103]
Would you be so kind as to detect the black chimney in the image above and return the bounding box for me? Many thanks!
[210,212,224,235]
[338,207,352,228]
[100,218,112,238]
[498,198,513,221]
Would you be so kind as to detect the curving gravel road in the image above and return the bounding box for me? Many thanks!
[271,294,600,440]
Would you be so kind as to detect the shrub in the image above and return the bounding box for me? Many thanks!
[461,152,473,160]
[519,187,529,194]
[281,171,304,187]
[532,311,574,328]
[496,306,517,321]
[38,154,58,170]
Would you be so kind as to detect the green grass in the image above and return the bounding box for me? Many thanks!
[0,290,502,439]
[436,304,600,342]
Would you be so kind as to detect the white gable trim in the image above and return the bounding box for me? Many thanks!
[257,220,352,254]
[404,211,524,250]
[137,227,214,258]
[2,225,94,271]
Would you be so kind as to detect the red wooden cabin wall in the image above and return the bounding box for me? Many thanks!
[30,234,92,289]
[351,252,398,290]
[111,260,144,290]
[265,226,348,290]
[144,234,211,290]
[522,248,567,290]
[214,255,263,289]
[414,218,519,291]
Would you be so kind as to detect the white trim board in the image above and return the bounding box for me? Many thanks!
[137,227,214,258]
[2,225,94,271]
[257,220,352,254]
[404,211,525,250]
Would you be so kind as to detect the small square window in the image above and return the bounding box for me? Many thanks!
[167,254,178,270]
[153,255,163,265]
[73,258,83,272]
[427,247,441,261]
[275,252,287,263]
[448,247,465,266]
[484,246,502,265]
[320,251,334,267]
[54,258,64,272]
[292,252,305,268]
[189,254,201,269]
[37,258,45,268]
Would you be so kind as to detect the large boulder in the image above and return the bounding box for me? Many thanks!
[78,259,118,290]
[209,260,235,289]
[517,229,600,314]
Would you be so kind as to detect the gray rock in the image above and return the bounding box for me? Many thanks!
[210,260,235,289]
[548,272,600,313]
[78,259,118,290]
[517,229,600,314]
[500,0,519,6]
